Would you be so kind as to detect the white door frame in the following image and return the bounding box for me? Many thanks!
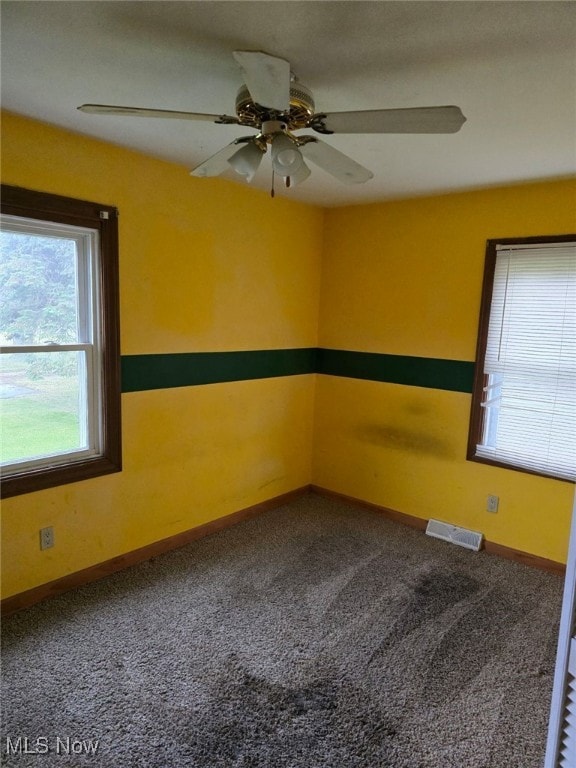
[545,491,576,767]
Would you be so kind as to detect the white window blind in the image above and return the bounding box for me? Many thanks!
[476,243,576,482]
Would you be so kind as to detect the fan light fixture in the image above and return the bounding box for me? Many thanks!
[288,159,311,186]
[227,126,311,189]
[271,133,304,177]
[228,141,263,181]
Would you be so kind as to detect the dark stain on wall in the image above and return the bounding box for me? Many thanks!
[401,400,431,417]
[358,423,455,459]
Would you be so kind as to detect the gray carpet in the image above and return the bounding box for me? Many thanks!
[1,494,563,767]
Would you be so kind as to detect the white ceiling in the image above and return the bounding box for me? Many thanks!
[2,1,576,207]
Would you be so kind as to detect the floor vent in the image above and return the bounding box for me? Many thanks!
[425,519,484,552]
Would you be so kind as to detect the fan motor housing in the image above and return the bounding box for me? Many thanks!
[235,82,315,130]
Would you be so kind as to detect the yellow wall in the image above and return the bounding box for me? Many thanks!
[1,112,323,597]
[313,181,576,563]
[2,110,574,601]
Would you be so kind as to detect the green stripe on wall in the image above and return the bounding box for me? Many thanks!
[121,348,475,394]
[316,348,475,393]
[121,348,317,392]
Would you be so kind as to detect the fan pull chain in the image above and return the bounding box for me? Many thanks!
[270,171,293,197]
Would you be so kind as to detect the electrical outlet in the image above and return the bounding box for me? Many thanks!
[40,526,54,550]
[487,495,499,513]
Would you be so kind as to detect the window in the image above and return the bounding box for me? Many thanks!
[0,185,121,497]
[468,235,576,482]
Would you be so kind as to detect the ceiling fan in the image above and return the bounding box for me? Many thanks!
[78,50,466,191]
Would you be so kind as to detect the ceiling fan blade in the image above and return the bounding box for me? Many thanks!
[190,139,255,178]
[311,106,466,134]
[299,139,373,184]
[233,50,290,111]
[78,104,239,124]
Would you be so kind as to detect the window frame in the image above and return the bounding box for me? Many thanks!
[467,233,576,482]
[1,185,121,498]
